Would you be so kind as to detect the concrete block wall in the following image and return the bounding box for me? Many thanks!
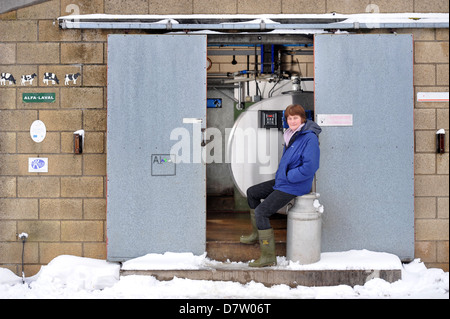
[0,0,107,276]
[412,27,449,270]
[0,0,448,275]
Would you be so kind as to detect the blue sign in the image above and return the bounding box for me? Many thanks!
[31,159,46,169]
[28,157,48,173]
[207,98,222,108]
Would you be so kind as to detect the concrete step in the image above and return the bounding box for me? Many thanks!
[120,266,401,287]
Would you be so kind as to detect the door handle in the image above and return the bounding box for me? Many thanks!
[201,128,206,147]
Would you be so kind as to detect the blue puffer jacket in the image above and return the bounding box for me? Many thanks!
[273,120,321,196]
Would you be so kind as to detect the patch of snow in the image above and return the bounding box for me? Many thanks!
[122,252,207,270]
[30,255,120,291]
[0,268,22,286]
[276,250,402,270]
[0,251,448,299]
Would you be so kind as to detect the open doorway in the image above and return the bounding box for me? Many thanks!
[204,42,315,261]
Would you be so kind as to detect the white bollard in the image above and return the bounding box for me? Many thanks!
[286,193,323,264]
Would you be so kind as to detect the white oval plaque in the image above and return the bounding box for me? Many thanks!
[30,120,47,143]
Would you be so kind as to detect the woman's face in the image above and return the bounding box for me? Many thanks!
[287,114,302,131]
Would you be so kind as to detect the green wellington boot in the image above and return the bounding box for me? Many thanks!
[249,228,277,267]
[240,209,258,244]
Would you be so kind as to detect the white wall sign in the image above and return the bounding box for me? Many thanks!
[316,114,353,126]
[28,158,48,173]
[30,120,47,143]
[417,92,449,102]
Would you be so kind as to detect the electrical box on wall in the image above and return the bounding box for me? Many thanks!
[259,110,283,130]
[73,130,84,154]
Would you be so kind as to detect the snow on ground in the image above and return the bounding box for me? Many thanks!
[0,250,448,299]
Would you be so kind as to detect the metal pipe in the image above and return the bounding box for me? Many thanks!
[237,81,244,110]
[18,233,28,284]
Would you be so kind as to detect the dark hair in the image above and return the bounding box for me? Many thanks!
[284,104,306,123]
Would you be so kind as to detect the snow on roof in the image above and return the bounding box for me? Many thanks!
[58,13,449,31]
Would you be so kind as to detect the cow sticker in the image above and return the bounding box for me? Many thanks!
[1,73,16,85]
[43,72,59,85]
[21,73,37,86]
[65,73,81,85]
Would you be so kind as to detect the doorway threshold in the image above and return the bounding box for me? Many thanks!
[206,210,287,262]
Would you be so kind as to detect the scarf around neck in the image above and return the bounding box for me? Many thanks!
[283,123,305,146]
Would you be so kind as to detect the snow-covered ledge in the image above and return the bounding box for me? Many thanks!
[58,13,449,31]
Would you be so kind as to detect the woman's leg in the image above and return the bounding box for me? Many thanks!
[246,179,276,209]
[254,190,296,230]
[241,180,276,244]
